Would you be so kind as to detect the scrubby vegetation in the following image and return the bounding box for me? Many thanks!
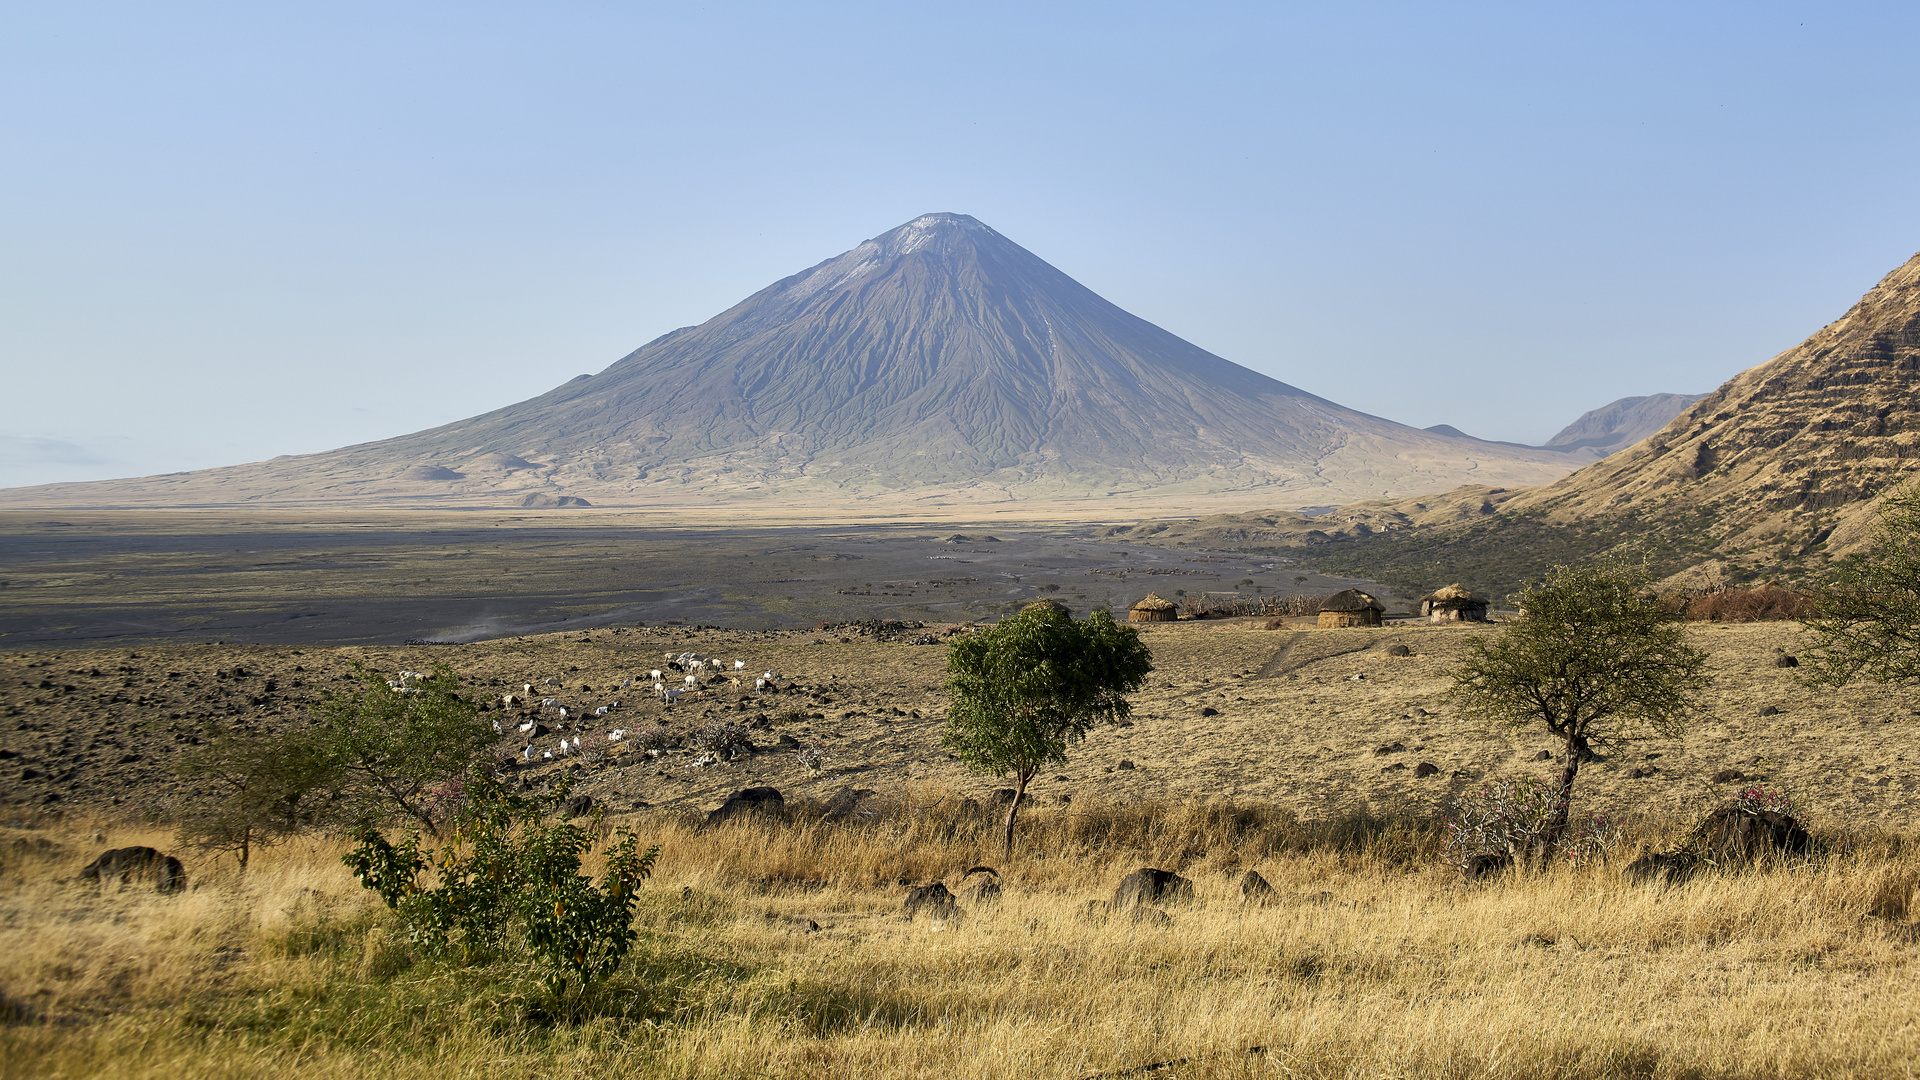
[4,796,1918,1078]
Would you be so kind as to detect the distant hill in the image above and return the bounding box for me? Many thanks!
[1542,393,1707,455]
[1109,249,1920,595]
[1422,392,1705,459]
[0,213,1578,516]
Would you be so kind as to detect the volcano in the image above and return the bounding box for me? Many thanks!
[2,213,1577,516]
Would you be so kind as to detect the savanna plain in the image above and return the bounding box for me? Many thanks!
[2,518,1918,1079]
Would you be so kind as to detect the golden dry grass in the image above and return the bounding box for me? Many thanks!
[3,801,1918,1079]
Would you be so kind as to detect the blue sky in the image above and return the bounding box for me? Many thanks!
[4,1,1918,488]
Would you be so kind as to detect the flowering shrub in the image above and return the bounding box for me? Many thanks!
[1442,775,1618,869]
[1720,784,1800,819]
[690,719,753,760]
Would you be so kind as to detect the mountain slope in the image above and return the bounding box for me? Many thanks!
[1110,250,1920,592]
[1543,393,1707,455]
[2,213,1579,516]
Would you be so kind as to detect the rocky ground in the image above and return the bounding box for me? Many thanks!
[3,619,1915,837]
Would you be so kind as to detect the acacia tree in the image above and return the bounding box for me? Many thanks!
[942,602,1154,862]
[1801,484,1920,687]
[1447,557,1710,855]
[174,722,341,870]
[317,663,498,835]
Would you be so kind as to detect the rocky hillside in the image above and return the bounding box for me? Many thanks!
[0,214,1576,516]
[1111,250,1920,595]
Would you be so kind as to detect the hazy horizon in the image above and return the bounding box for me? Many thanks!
[5,2,1918,490]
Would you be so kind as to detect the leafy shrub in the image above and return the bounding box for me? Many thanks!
[690,719,753,760]
[343,773,658,994]
[1442,775,1618,870]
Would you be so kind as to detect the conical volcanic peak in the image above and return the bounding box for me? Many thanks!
[0,213,1579,515]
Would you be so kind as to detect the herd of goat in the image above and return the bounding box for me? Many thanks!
[392,652,784,766]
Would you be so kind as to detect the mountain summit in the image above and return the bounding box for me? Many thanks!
[3,213,1577,515]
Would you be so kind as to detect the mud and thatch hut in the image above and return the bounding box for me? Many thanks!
[1317,589,1384,628]
[1128,593,1178,622]
[1420,583,1488,623]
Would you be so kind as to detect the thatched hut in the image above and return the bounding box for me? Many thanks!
[1317,589,1384,628]
[1128,593,1178,622]
[1420,583,1488,623]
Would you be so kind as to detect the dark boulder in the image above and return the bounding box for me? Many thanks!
[705,786,787,825]
[1623,851,1698,886]
[1695,807,1810,862]
[1461,852,1511,882]
[1237,869,1276,906]
[563,794,596,818]
[1385,643,1412,657]
[1413,762,1440,778]
[1773,654,1799,668]
[1127,906,1172,928]
[903,882,961,921]
[1112,867,1193,911]
[78,847,186,893]
[959,876,1002,907]
[821,787,882,822]
[1531,750,1554,762]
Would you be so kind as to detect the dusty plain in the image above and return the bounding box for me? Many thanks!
[0,509,1373,649]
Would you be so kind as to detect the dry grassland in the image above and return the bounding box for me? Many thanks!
[3,620,1920,1077]
[2,803,1918,1079]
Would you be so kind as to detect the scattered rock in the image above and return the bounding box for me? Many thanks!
[562,794,596,818]
[1381,762,1407,772]
[1385,643,1412,657]
[1695,806,1810,862]
[705,786,787,825]
[903,882,961,922]
[1773,655,1799,668]
[989,788,1018,805]
[1127,906,1172,928]
[1373,742,1405,755]
[1623,851,1698,886]
[958,877,1002,907]
[77,847,186,894]
[1198,706,1219,717]
[1461,852,1511,882]
[1117,760,1136,770]
[1237,869,1276,906]
[1710,769,1746,783]
[1757,705,1780,717]
[1531,750,1554,762]
[1628,766,1657,779]
[1111,867,1193,911]
[821,787,882,821]
[1412,762,1440,778]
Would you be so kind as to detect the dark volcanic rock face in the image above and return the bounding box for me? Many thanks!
[3,214,1571,513]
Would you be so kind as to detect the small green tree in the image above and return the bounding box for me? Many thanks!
[942,603,1154,861]
[1447,557,1710,854]
[318,663,497,835]
[173,722,341,870]
[344,774,658,994]
[1802,484,1920,687]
